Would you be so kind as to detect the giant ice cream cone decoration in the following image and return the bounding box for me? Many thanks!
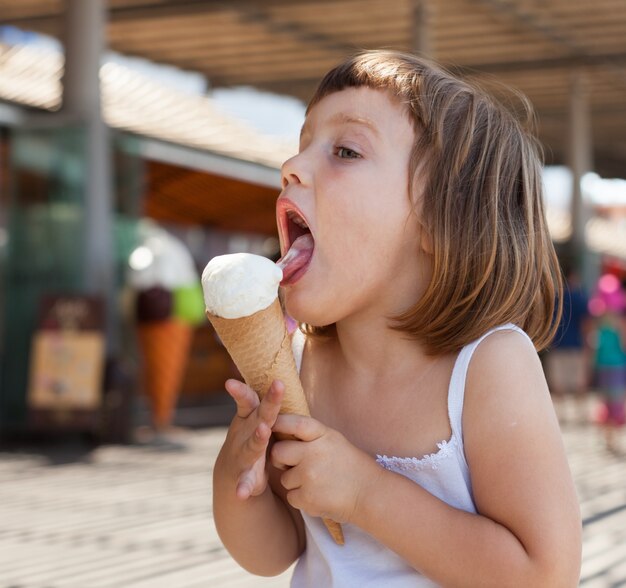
[137,319,192,430]
[202,253,344,546]
[128,221,206,436]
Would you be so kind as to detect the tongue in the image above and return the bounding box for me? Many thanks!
[276,233,314,285]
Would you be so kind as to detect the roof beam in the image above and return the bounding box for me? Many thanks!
[217,51,626,90]
[468,0,626,94]
[108,0,363,58]
[451,52,626,74]
[3,0,362,71]
[470,0,585,56]
[137,137,282,187]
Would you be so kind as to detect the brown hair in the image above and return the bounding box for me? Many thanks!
[302,50,562,354]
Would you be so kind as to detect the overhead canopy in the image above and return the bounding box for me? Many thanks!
[2,0,626,178]
[144,159,279,235]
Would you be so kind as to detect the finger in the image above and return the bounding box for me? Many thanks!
[225,379,260,419]
[284,488,304,512]
[257,380,285,427]
[270,439,303,471]
[273,413,326,442]
[236,468,257,500]
[241,420,272,465]
[280,464,301,491]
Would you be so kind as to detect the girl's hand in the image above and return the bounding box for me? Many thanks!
[223,379,284,500]
[270,414,381,524]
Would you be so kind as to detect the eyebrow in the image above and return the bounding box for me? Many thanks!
[300,112,380,140]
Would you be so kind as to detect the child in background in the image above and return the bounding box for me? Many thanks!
[213,50,581,586]
[545,267,590,423]
[589,273,626,453]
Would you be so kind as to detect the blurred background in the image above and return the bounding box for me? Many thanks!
[0,1,625,586]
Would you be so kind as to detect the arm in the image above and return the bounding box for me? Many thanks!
[272,331,582,587]
[212,379,305,576]
[363,331,582,586]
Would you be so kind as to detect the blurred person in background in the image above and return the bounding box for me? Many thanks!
[588,273,626,453]
[545,267,590,424]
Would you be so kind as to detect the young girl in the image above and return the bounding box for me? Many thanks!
[212,50,582,587]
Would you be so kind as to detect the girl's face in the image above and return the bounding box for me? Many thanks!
[276,87,428,327]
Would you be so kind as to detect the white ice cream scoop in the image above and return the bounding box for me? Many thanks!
[201,253,283,319]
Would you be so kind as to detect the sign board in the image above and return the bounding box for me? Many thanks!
[28,295,105,426]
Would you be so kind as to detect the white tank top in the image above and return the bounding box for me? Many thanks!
[290,324,532,587]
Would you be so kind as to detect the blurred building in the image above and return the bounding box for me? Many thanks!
[0,0,625,436]
[0,8,295,436]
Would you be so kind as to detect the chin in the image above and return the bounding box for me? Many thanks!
[283,294,332,328]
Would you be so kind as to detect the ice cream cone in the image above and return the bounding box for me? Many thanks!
[137,319,192,431]
[206,298,344,545]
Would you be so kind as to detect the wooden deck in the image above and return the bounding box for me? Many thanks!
[0,427,291,588]
[0,405,625,587]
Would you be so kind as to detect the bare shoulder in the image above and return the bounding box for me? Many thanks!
[463,328,581,579]
[466,328,547,410]
[464,327,557,461]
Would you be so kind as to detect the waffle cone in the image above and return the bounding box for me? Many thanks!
[206,299,307,414]
[206,299,344,545]
[137,319,192,429]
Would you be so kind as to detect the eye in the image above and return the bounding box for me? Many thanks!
[336,146,361,159]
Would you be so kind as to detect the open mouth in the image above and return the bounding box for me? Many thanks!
[277,206,315,286]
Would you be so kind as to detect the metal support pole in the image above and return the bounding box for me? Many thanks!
[412,0,432,57]
[568,70,594,286]
[61,0,116,351]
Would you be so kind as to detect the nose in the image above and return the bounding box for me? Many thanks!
[280,152,307,189]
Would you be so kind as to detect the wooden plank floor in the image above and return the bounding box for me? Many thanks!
[0,404,624,587]
[0,427,291,588]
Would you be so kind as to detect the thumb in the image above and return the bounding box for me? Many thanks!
[236,466,264,500]
[236,469,254,500]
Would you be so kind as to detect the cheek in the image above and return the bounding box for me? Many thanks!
[319,205,372,275]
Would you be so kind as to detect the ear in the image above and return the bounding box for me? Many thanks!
[418,221,433,255]
[421,231,433,255]
[410,170,432,255]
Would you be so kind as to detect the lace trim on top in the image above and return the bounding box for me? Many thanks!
[376,435,457,472]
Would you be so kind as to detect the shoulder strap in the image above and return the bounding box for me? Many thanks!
[448,323,533,441]
[291,328,306,374]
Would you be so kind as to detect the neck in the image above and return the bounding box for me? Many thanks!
[332,313,434,382]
